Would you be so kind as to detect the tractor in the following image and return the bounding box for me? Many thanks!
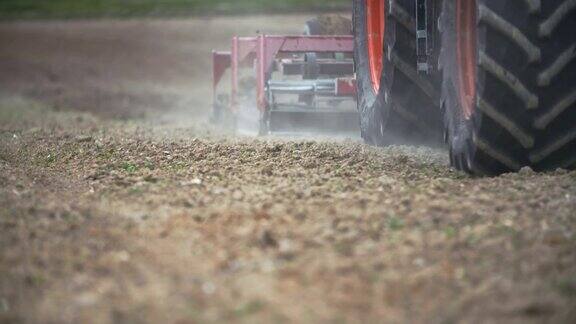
[213,1,575,176]
[354,0,576,175]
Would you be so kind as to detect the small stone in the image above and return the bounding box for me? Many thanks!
[114,251,130,262]
[518,166,535,175]
[261,166,273,176]
[542,229,569,246]
[143,174,159,183]
[379,175,395,186]
[202,281,216,295]
[455,267,466,280]
[259,230,278,249]
[413,257,425,267]
[278,239,294,254]
[76,292,98,307]
[181,178,202,186]
[553,168,569,175]
[232,190,244,200]
[261,259,276,273]
[503,219,514,227]
[76,135,93,143]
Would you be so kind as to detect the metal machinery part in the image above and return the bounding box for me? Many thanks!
[415,0,437,74]
[212,35,358,135]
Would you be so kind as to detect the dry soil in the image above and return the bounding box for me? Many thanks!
[0,15,575,324]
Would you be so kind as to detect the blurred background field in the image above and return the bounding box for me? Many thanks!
[0,0,351,19]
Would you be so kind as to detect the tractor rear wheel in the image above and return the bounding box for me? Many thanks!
[440,0,576,175]
[353,0,443,146]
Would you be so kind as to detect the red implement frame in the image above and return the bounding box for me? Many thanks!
[212,35,355,116]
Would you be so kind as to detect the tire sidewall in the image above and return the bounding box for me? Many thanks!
[440,0,481,172]
[354,0,389,145]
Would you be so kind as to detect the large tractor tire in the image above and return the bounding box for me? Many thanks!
[440,0,576,175]
[353,0,443,146]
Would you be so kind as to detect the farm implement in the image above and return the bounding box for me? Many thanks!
[211,19,358,135]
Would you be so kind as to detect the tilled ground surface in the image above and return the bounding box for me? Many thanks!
[1,16,576,324]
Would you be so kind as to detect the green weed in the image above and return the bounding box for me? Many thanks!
[37,153,57,167]
[144,161,155,170]
[121,162,138,173]
[555,276,576,297]
[233,300,264,318]
[444,226,457,238]
[25,273,46,286]
[0,298,8,313]
[387,216,405,231]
